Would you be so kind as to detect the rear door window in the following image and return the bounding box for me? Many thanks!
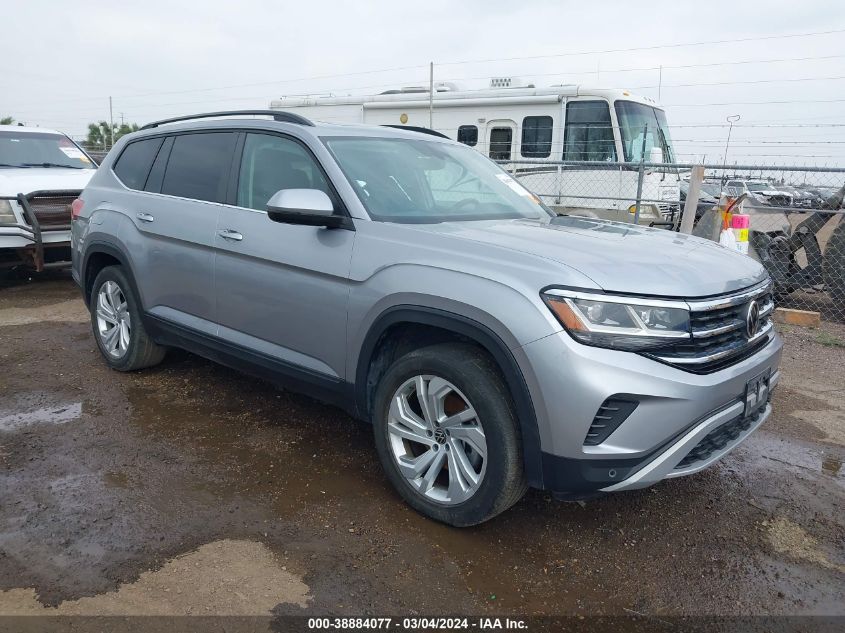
[113,137,164,190]
[161,132,237,203]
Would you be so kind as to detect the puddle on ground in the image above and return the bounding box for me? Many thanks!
[124,380,385,517]
[0,402,82,432]
[740,432,845,483]
[0,539,310,615]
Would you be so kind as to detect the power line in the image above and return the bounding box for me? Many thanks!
[12,71,845,118]
[432,54,845,85]
[436,28,845,66]
[666,98,845,107]
[638,74,845,90]
[5,29,845,110]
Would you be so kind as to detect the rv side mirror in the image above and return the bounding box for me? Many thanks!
[266,189,347,229]
[649,146,664,164]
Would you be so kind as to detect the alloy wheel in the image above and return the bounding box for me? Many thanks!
[387,375,487,505]
[96,280,131,358]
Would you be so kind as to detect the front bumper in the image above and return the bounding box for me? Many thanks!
[515,326,783,495]
[0,191,78,270]
[601,397,774,492]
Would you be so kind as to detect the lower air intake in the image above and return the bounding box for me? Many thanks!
[584,397,638,446]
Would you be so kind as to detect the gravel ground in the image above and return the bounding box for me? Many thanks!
[0,273,842,618]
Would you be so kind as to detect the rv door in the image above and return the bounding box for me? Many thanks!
[486,120,516,163]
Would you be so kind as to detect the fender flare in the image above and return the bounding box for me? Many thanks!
[80,240,144,308]
[355,305,544,488]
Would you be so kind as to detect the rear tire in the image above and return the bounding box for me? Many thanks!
[89,265,166,371]
[372,343,527,526]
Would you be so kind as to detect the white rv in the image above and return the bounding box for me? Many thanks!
[270,81,681,222]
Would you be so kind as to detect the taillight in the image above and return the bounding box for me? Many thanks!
[71,198,84,220]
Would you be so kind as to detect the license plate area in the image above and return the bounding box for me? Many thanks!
[744,368,771,417]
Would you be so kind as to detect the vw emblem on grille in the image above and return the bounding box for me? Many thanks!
[745,300,761,338]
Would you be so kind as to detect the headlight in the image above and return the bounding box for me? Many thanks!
[542,290,690,351]
[0,200,16,224]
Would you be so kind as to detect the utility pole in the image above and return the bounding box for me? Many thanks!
[658,65,663,101]
[722,114,740,184]
[109,96,115,149]
[429,62,434,129]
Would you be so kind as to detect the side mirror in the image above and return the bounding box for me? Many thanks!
[266,189,349,229]
[648,146,664,164]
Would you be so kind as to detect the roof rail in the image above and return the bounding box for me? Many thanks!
[381,125,449,139]
[140,110,313,130]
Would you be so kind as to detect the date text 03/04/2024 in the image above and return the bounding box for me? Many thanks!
[306,617,528,630]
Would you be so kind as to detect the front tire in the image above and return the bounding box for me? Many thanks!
[90,265,166,371]
[372,343,527,526]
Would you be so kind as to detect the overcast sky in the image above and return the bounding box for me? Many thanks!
[3,0,844,164]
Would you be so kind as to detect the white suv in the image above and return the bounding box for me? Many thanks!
[0,125,97,270]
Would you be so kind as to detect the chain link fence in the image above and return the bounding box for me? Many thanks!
[501,159,845,323]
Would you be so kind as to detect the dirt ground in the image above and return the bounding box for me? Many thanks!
[0,273,842,619]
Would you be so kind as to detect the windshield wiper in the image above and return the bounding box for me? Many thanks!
[0,163,31,168]
[21,162,84,169]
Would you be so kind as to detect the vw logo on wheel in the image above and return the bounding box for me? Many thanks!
[745,300,761,338]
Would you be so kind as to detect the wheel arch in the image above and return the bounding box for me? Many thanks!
[81,241,143,308]
[355,305,544,488]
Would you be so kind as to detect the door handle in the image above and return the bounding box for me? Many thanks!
[136,212,155,223]
[217,229,243,241]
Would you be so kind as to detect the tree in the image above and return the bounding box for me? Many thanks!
[1,116,14,125]
[85,121,140,149]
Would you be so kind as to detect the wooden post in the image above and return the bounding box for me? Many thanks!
[679,165,705,234]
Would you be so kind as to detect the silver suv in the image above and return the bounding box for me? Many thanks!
[72,111,782,526]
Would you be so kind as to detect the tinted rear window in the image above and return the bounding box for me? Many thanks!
[113,138,164,190]
[160,133,236,203]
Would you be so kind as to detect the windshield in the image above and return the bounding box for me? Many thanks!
[700,182,723,197]
[0,131,93,169]
[613,101,675,162]
[747,181,772,190]
[323,136,552,223]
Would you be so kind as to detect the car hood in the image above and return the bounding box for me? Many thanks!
[0,167,96,196]
[410,215,768,298]
[751,188,790,197]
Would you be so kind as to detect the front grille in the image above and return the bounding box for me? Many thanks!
[26,193,77,229]
[675,406,767,469]
[647,282,774,374]
[583,397,638,446]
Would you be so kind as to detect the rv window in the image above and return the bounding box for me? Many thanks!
[521,116,553,158]
[457,125,478,147]
[563,101,616,162]
[489,127,512,160]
